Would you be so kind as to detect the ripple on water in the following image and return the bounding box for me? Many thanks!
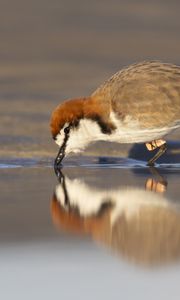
[1,156,180,170]
[64,156,180,170]
[0,158,53,169]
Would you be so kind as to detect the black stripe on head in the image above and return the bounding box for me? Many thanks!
[71,119,80,129]
[89,114,116,134]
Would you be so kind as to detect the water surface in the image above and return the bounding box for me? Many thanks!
[1,158,180,299]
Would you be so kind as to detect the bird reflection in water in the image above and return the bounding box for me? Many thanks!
[51,167,180,267]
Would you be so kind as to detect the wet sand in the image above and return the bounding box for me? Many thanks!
[1,1,180,299]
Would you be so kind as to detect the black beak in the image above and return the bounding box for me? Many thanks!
[54,146,65,168]
[54,124,71,172]
[54,146,65,179]
[54,160,64,181]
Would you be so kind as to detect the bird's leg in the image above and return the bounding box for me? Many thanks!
[145,139,167,166]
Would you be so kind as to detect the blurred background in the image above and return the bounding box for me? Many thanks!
[1,2,180,299]
[0,0,180,159]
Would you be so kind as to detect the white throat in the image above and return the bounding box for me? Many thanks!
[56,118,106,154]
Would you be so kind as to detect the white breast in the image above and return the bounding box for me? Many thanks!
[109,112,179,143]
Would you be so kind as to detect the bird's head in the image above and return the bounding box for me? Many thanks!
[50,98,86,166]
[50,97,114,167]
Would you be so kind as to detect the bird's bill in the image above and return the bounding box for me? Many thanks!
[54,146,66,168]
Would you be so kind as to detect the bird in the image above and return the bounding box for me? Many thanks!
[50,61,180,168]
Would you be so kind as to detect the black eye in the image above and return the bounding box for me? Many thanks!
[64,126,70,134]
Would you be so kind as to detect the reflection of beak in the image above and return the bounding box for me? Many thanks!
[54,163,64,182]
[54,146,65,168]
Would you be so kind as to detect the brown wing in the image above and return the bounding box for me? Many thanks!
[92,61,180,128]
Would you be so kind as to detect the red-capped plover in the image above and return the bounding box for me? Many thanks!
[50,61,180,167]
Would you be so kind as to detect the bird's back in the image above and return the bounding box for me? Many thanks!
[92,61,180,129]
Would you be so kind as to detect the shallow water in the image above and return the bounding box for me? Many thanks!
[1,1,180,298]
[1,157,180,299]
